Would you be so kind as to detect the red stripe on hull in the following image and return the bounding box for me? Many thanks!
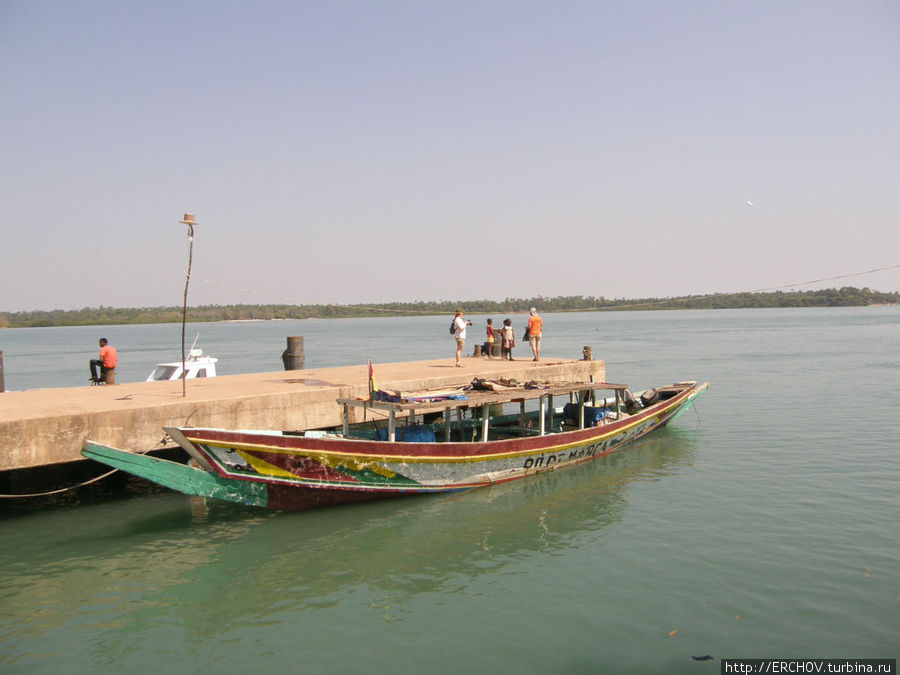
[250,450,360,483]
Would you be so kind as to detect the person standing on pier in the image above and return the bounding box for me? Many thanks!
[90,338,117,384]
[501,318,515,360]
[485,318,495,358]
[526,307,542,361]
[451,309,471,367]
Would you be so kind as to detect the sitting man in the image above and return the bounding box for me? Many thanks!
[90,338,117,384]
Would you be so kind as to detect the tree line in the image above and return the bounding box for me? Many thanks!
[1,287,897,328]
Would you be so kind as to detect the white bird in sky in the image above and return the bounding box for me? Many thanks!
[746,200,754,207]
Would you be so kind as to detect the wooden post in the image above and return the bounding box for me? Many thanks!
[282,336,305,370]
[582,346,592,360]
[0,350,4,392]
[444,406,451,442]
[388,410,396,442]
[481,404,489,442]
[539,396,546,436]
[548,394,554,432]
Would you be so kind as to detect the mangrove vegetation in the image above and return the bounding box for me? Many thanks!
[1,287,897,328]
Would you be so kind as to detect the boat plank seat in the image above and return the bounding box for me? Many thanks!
[646,382,698,402]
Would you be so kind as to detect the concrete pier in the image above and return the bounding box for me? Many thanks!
[0,356,604,471]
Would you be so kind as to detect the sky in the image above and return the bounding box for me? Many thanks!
[1,1,898,312]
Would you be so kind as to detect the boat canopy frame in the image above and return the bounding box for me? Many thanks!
[337,381,631,443]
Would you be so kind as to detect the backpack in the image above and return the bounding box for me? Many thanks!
[449,319,456,335]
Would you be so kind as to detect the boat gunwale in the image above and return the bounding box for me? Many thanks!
[176,382,706,466]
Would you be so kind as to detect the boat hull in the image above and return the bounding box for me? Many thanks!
[83,381,708,511]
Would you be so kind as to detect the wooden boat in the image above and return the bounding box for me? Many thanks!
[82,378,708,511]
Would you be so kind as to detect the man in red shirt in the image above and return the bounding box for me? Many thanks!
[90,338,117,383]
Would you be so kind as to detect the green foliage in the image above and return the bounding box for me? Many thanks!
[0,287,897,328]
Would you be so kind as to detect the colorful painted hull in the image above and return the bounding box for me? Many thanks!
[83,381,708,511]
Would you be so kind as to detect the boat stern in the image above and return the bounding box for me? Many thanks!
[81,440,270,508]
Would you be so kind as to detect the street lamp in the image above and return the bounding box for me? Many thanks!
[179,213,197,398]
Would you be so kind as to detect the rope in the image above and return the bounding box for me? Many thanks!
[0,467,120,498]
[747,264,900,292]
[570,263,900,312]
[0,434,171,499]
[191,264,900,314]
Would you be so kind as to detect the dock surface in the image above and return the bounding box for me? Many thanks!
[1,356,604,471]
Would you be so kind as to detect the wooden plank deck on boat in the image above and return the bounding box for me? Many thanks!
[339,381,628,414]
[338,379,628,442]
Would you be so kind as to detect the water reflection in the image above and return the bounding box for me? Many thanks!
[0,429,699,664]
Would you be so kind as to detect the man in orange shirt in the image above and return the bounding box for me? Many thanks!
[90,338,117,383]
[526,308,542,361]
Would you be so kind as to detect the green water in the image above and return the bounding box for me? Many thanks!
[1,308,898,672]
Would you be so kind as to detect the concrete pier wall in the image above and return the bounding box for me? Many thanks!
[0,357,605,471]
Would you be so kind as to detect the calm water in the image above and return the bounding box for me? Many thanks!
[1,308,898,672]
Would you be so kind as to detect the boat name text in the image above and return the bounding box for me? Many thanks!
[522,417,658,470]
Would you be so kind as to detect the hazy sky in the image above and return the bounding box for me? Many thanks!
[2,1,898,312]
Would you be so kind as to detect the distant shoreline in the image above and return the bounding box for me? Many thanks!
[2,287,898,329]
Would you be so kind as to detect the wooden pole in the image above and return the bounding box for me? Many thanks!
[0,350,4,393]
[548,394,554,432]
[179,214,197,398]
[444,406,451,442]
[539,396,546,435]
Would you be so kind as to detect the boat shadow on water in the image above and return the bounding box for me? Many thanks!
[0,427,702,649]
[172,428,701,609]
